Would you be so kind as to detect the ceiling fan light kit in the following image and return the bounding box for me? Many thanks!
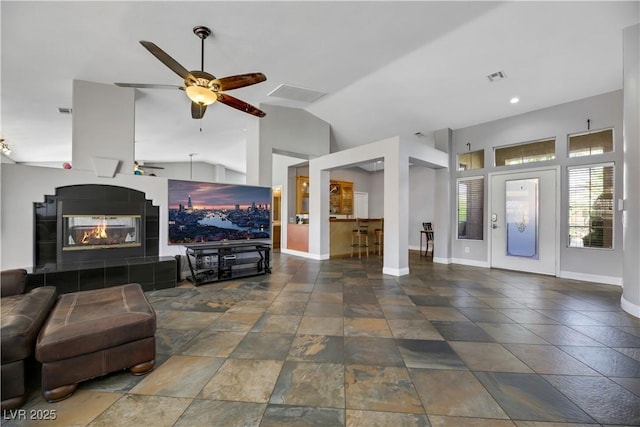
[185,85,218,106]
[118,25,266,119]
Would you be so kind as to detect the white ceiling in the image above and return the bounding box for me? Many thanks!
[2,1,638,173]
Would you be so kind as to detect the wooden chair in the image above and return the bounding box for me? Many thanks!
[351,218,370,258]
[420,222,434,257]
[374,219,384,255]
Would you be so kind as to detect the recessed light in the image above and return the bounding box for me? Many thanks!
[510,97,520,104]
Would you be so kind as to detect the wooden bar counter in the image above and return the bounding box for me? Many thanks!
[330,218,383,258]
[287,223,309,252]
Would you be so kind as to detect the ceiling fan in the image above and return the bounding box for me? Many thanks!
[116,26,266,119]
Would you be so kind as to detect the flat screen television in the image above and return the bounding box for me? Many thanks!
[168,179,271,244]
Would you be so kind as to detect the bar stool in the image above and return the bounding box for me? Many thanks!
[374,219,384,255]
[351,218,369,258]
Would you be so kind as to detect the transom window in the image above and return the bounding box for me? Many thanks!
[495,138,555,166]
[568,128,613,157]
[458,150,484,171]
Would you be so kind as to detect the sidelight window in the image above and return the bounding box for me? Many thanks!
[568,164,614,249]
[457,177,484,240]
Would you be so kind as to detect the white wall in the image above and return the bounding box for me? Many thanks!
[72,80,135,174]
[359,166,436,249]
[409,166,436,249]
[1,154,16,164]
[139,162,245,184]
[0,164,186,270]
[368,171,384,218]
[246,104,331,186]
[451,90,625,283]
[307,136,447,276]
[621,24,640,316]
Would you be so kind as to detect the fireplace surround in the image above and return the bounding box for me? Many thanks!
[34,184,158,266]
[29,184,175,294]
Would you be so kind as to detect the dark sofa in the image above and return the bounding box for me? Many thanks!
[1,269,57,410]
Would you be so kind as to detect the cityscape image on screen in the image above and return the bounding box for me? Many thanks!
[168,179,271,244]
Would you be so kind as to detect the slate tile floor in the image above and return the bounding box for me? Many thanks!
[4,251,640,426]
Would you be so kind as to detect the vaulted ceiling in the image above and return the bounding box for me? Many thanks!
[2,1,638,173]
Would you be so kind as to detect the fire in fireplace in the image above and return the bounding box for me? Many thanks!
[63,215,141,251]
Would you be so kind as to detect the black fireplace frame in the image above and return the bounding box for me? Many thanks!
[34,185,159,267]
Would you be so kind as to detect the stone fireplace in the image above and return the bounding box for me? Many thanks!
[30,184,175,294]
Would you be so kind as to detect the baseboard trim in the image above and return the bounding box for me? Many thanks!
[559,270,622,286]
[621,295,640,318]
[382,266,410,276]
[433,257,450,264]
[280,249,329,260]
[451,258,490,268]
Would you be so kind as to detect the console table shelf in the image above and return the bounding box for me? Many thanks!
[185,242,271,285]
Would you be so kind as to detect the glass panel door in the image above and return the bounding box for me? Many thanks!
[505,179,538,258]
[490,169,556,276]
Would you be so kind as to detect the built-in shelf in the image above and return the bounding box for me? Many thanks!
[297,176,354,215]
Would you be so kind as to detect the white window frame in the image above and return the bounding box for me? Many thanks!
[567,162,615,250]
[568,128,614,158]
[457,176,484,241]
[494,137,556,167]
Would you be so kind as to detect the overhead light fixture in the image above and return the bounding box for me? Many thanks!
[185,85,218,106]
[1,139,12,155]
[510,97,520,104]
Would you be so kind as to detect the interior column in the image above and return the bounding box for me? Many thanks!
[621,24,640,318]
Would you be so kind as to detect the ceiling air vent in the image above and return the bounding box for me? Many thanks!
[268,84,326,103]
[487,71,506,82]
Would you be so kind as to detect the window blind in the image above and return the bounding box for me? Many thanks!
[568,129,613,157]
[568,164,614,249]
[457,177,484,240]
[495,139,555,166]
[458,150,484,171]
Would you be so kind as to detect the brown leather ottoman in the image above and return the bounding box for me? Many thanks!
[35,283,156,402]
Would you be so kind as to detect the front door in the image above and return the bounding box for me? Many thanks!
[490,168,557,275]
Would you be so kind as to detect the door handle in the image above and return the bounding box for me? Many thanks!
[492,224,499,229]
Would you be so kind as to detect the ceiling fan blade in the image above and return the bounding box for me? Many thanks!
[212,73,267,91]
[191,102,207,119]
[140,41,194,82]
[217,93,266,117]
[115,83,180,89]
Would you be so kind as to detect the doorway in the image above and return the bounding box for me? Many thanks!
[489,168,558,275]
[272,186,282,249]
